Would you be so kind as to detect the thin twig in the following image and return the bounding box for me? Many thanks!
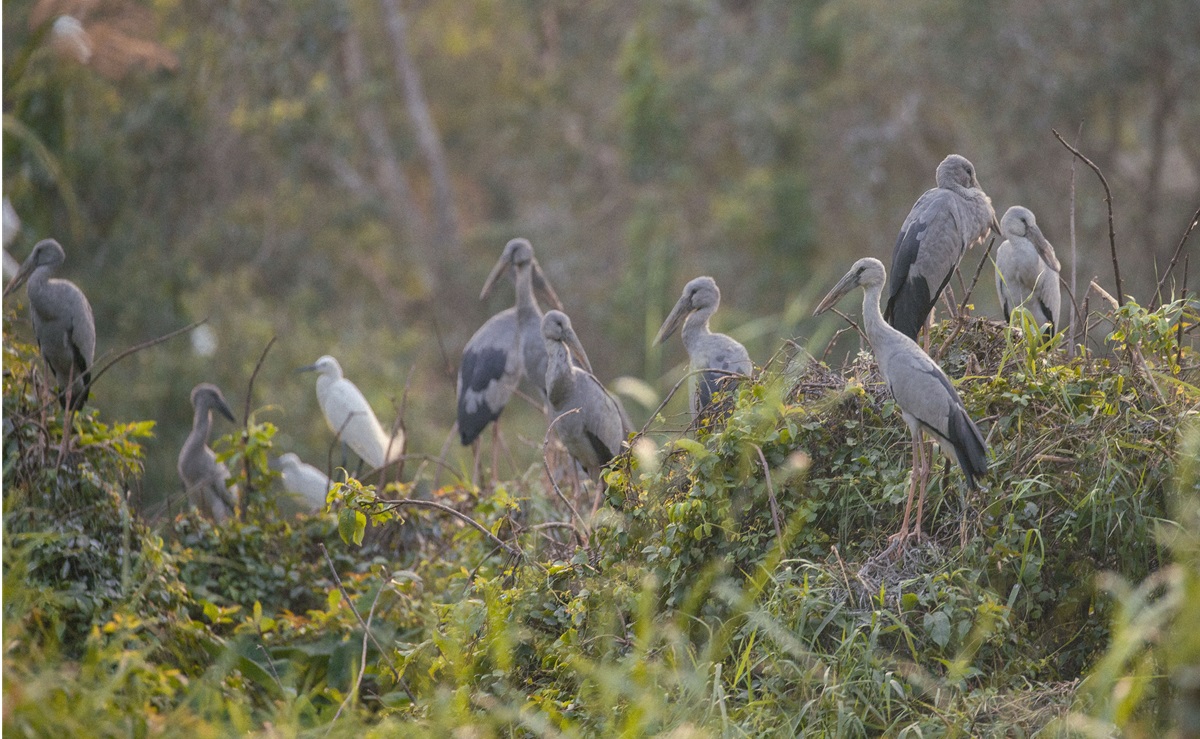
[329,584,386,730]
[374,497,521,558]
[1067,121,1082,358]
[1053,128,1123,306]
[87,319,207,391]
[1151,202,1200,310]
[752,444,783,541]
[958,235,995,315]
[239,336,277,519]
[541,409,591,543]
[317,543,412,699]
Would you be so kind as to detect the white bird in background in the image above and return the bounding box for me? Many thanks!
[299,354,403,471]
[273,452,334,511]
[178,383,240,524]
[995,205,1062,336]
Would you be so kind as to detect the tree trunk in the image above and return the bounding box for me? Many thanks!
[379,0,461,262]
[338,4,435,292]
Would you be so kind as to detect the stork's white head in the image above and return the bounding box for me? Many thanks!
[7,239,67,296]
[813,258,887,315]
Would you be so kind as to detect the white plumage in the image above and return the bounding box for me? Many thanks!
[275,452,334,511]
[300,355,403,471]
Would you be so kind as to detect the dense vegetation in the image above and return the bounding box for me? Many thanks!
[4,293,1198,735]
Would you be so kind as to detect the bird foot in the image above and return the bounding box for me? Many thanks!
[883,527,924,558]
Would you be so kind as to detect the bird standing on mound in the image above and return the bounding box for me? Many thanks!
[299,355,403,472]
[995,205,1062,335]
[178,383,240,524]
[5,238,95,410]
[885,154,1000,340]
[654,276,752,422]
[542,310,629,510]
[816,257,988,550]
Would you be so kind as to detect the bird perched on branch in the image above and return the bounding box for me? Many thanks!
[299,355,403,472]
[5,238,95,410]
[995,205,1062,336]
[178,383,239,523]
[816,257,987,551]
[654,276,752,422]
[885,154,1000,340]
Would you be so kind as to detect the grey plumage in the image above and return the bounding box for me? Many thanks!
[178,383,239,524]
[5,238,95,410]
[542,310,629,482]
[816,257,987,548]
[995,206,1062,335]
[457,238,564,445]
[654,276,752,420]
[885,154,999,340]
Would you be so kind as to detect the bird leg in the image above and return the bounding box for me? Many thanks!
[942,283,960,320]
[911,437,931,542]
[489,420,501,488]
[889,429,923,551]
[433,424,457,488]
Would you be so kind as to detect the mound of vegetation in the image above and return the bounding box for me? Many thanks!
[3,300,1198,736]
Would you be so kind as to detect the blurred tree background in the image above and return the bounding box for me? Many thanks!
[4,0,1197,510]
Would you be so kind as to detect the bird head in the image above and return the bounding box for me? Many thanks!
[813,258,887,316]
[4,238,66,297]
[542,309,594,374]
[936,154,980,190]
[479,237,563,309]
[298,355,343,379]
[1002,206,1061,272]
[272,452,302,471]
[191,382,236,423]
[654,275,720,345]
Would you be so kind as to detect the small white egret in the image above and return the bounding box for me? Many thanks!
[299,355,403,471]
[274,452,334,511]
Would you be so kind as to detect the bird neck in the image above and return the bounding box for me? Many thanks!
[861,282,892,348]
[544,340,572,403]
[514,264,538,318]
[185,408,213,454]
[682,305,715,349]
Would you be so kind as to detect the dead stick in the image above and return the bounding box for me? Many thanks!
[1053,128,1124,306]
[239,335,277,519]
[1151,203,1200,310]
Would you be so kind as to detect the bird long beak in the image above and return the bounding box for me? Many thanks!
[1028,224,1061,272]
[563,326,595,375]
[214,395,237,423]
[531,259,563,311]
[296,363,318,373]
[480,253,511,300]
[267,455,283,471]
[990,214,1003,237]
[813,271,859,316]
[2,257,35,299]
[653,295,691,346]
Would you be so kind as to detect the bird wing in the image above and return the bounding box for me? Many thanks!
[457,310,522,444]
[883,348,987,485]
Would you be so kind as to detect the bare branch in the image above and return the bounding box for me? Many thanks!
[1151,202,1200,310]
[1053,128,1124,306]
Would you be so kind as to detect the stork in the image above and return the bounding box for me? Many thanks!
[5,238,95,410]
[815,257,988,550]
[272,452,334,511]
[456,238,562,475]
[542,310,629,510]
[995,206,1062,335]
[884,154,1000,340]
[178,383,239,523]
[299,355,403,472]
[654,276,752,421]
